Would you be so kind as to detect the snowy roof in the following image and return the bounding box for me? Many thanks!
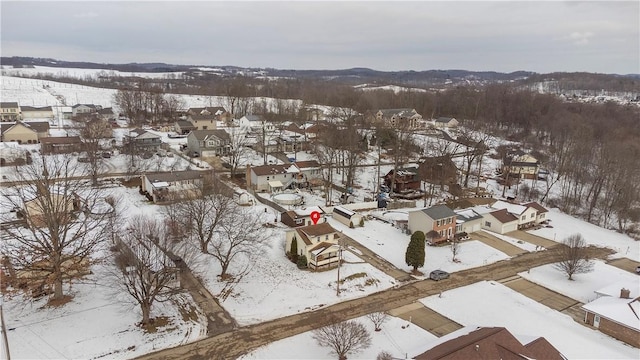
[151,181,170,188]
[293,206,324,217]
[309,242,339,257]
[594,281,639,299]
[582,296,640,331]
[333,206,355,218]
[286,164,300,173]
[454,208,483,222]
[268,180,284,188]
[492,200,527,215]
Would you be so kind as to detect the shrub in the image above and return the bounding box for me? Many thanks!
[297,255,308,269]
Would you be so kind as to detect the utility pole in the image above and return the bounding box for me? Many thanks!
[336,240,343,297]
[0,297,10,360]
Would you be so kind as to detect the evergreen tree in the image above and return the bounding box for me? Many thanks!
[405,231,425,271]
[290,237,299,263]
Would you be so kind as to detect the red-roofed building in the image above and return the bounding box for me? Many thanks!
[414,326,564,360]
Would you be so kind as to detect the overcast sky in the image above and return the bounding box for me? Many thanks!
[1,1,638,74]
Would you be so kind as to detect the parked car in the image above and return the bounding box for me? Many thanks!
[635,266,640,275]
[429,270,450,281]
[78,156,89,163]
[101,151,111,158]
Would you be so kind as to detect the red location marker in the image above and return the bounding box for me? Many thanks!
[310,211,321,225]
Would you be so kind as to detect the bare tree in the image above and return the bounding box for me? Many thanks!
[450,237,460,262]
[226,126,251,179]
[366,311,388,332]
[167,184,235,254]
[211,204,268,279]
[77,118,113,186]
[112,214,184,326]
[376,351,394,360]
[1,155,109,301]
[553,233,594,280]
[312,319,372,360]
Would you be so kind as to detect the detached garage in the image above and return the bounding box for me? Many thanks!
[332,206,363,228]
[481,208,518,234]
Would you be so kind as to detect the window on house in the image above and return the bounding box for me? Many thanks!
[436,220,441,226]
[325,235,329,240]
[485,221,491,227]
[295,218,303,224]
[531,213,535,218]
[521,215,526,221]
[267,176,269,180]
[447,218,452,224]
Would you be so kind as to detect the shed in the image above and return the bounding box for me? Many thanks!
[332,206,363,227]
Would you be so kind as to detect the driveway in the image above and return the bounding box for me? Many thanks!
[472,231,528,257]
[507,230,559,249]
[607,258,640,274]
[389,302,462,337]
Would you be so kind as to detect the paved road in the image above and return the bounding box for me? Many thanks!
[134,246,613,360]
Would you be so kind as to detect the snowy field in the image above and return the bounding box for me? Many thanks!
[420,281,638,359]
[518,260,639,303]
[240,314,437,360]
[327,213,510,275]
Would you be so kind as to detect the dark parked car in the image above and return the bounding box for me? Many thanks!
[430,270,450,281]
[635,266,640,275]
[101,151,111,158]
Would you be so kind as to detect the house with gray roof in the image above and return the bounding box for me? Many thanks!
[186,129,231,157]
[408,204,457,245]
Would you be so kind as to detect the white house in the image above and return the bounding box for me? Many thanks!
[20,106,54,120]
[141,170,208,203]
[491,200,538,229]
[247,160,322,192]
[285,223,342,271]
[481,208,519,234]
[239,115,276,133]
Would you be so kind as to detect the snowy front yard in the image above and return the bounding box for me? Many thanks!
[420,281,638,359]
[328,215,510,276]
[4,263,205,360]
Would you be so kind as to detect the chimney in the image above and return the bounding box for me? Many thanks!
[620,288,631,299]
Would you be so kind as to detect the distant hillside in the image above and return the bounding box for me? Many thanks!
[2,56,638,92]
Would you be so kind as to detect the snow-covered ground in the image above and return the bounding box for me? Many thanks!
[530,208,639,262]
[327,213,510,276]
[4,262,205,360]
[518,260,639,303]
[420,281,638,359]
[240,314,437,360]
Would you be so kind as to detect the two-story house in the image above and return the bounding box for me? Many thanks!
[384,166,421,193]
[126,129,162,153]
[491,200,538,230]
[285,222,342,271]
[504,154,539,179]
[247,160,322,192]
[408,204,457,245]
[375,108,422,129]
[187,114,217,130]
[186,129,231,157]
[0,102,21,121]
